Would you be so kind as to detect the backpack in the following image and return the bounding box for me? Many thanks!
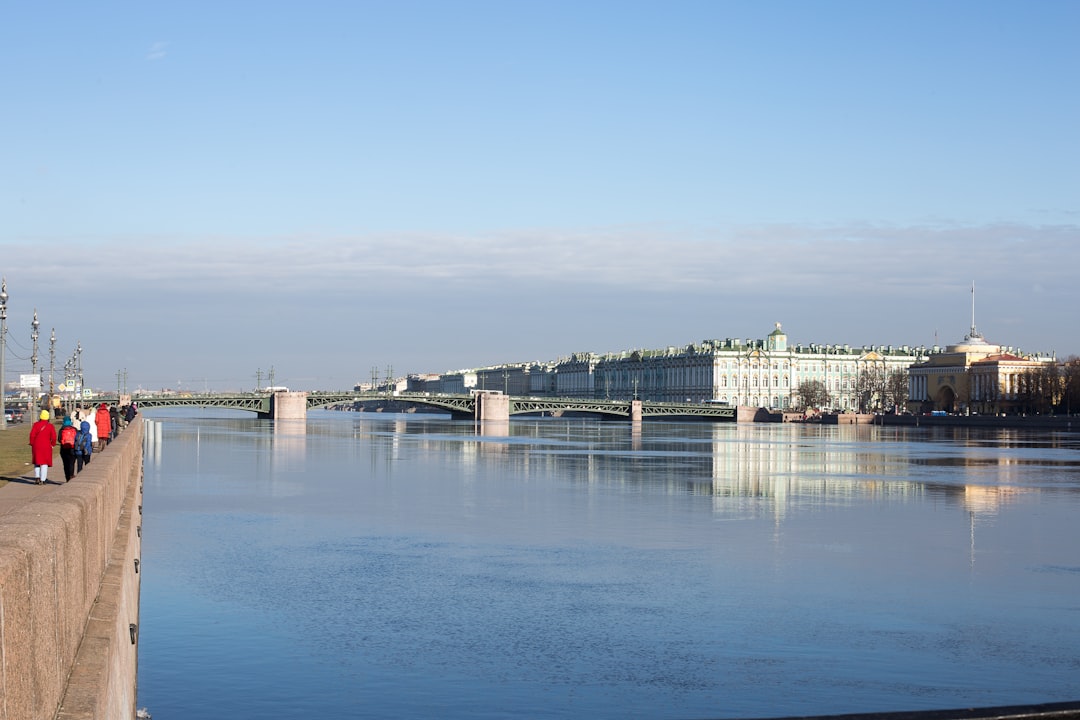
[60,425,77,448]
[76,429,93,456]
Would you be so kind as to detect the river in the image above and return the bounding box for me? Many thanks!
[135,410,1080,719]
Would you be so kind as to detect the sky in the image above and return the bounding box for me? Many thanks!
[2,0,1078,392]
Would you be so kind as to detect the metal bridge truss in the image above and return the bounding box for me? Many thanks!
[131,394,271,414]
[131,392,736,421]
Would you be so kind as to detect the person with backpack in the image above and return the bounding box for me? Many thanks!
[58,416,78,481]
[75,420,93,473]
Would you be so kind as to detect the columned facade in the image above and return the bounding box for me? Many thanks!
[906,327,1052,414]
[564,323,926,410]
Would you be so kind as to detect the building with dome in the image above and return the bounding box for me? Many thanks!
[906,323,1054,414]
[554,322,928,411]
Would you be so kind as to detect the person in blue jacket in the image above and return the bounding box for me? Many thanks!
[75,420,94,474]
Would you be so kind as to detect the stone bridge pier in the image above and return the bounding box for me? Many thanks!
[475,391,510,423]
[268,391,307,420]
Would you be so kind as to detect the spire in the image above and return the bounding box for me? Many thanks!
[967,281,982,340]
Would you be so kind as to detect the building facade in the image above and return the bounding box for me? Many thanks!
[561,323,927,410]
[907,326,1053,414]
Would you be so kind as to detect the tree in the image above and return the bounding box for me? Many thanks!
[1062,357,1080,416]
[883,369,908,412]
[1016,364,1058,414]
[981,374,1002,415]
[795,380,830,411]
[854,364,886,413]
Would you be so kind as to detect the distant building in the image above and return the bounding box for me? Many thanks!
[406,374,442,393]
[567,323,927,410]
[552,353,600,397]
[437,371,477,395]
[474,364,533,395]
[907,325,1053,414]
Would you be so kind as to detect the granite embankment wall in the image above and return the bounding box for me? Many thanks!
[0,418,143,720]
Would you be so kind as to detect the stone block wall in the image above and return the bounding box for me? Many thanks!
[0,418,144,720]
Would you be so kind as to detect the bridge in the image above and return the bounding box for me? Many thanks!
[127,391,737,422]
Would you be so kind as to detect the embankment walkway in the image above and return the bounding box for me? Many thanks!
[0,419,144,720]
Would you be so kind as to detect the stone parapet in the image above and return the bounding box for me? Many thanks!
[0,418,143,720]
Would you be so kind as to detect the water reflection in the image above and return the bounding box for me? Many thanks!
[137,411,1080,720]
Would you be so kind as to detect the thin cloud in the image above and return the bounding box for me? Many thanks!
[3,221,1078,298]
[146,41,168,61]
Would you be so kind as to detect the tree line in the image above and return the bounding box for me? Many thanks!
[1009,356,1080,415]
[794,365,908,414]
[793,357,1080,415]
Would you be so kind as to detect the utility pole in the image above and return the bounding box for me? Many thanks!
[255,368,263,393]
[268,366,275,389]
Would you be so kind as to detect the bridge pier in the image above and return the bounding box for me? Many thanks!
[269,391,307,420]
[475,391,510,423]
[630,400,642,423]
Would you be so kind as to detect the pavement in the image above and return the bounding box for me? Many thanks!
[0,466,65,516]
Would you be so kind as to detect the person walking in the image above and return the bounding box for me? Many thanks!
[86,405,99,450]
[58,415,78,481]
[75,420,93,473]
[28,409,57,485]
[96,402,112,450]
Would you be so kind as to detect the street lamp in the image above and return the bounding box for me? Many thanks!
[0,278,7,429]
[29,310,40,419]
[64,358,73,415]
[76,342,83,406]
[49,328,56,401]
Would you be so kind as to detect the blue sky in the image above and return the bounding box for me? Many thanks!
[2,1,1077,392]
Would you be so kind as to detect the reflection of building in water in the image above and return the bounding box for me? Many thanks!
[707,425,924,519]
[962,485,1024,516]
[961,484,1031,568]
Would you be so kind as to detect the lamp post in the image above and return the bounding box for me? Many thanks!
[76,342,83,406]
[30,310,39,420]
[0,278,7,429]
[49,328,56,402]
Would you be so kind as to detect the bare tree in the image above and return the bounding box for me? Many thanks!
[1017,365,1058,414]
[795,380,830,411]
[855,364,886,413]
[1062,357,1080,416]
[883,369,908,412]
[981,374,1002,415]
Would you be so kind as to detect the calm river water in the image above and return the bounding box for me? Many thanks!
[136,410,1080,719]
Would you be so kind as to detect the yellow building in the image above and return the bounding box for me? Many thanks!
[907,326,1052,414]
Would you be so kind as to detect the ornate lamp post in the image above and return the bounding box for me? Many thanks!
[49,328,56,402]
[64,358,74,414]
[0,278,7,429]
[76,342,83,406]
[30,310,39,420]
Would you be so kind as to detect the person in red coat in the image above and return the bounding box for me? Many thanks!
[95,402,112,450]
[28,410,57,485]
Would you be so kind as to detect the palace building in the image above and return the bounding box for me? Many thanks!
[555,323,928,411]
